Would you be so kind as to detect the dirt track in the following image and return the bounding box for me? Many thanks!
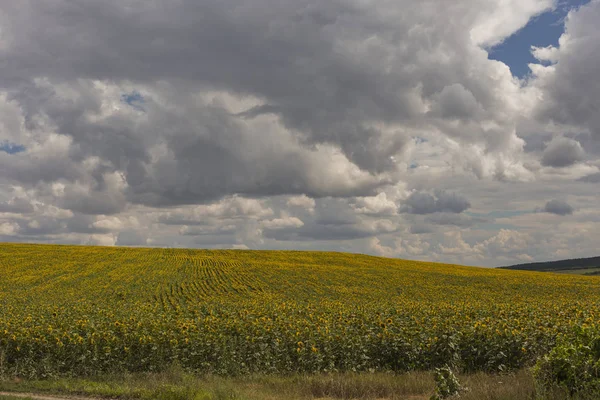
[0,392,109,400]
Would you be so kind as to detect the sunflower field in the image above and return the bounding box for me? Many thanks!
[0,243,599,378]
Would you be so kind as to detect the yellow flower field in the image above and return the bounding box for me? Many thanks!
[0,243,599,377]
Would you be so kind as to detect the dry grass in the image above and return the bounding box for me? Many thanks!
[230,371,434,400]
[0,368,578,400]
[459,370,537,400]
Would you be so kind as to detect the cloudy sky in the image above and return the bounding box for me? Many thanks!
[1,0,599,267]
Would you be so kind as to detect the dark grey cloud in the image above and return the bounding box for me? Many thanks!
[158,215,210,226]
[0,147,83,185]
[0,0,416,176]
[262,222,395,242]
[0,0,544,207]
[65,214,111,234]
[5,213,111,236]
[543,199,574,216]
[190,234,240,246]
[401,190,471,215]
[424,212,485,227]
[430,83,483,121]
[235,105,282,119]
[432,192,472,214]
[578,172,600,183]
[116,230,148,246]
[409,223,434,234]
[262,198,397,241]
[60,188,127,216]
[541,137,585,168]
[5,82,387,206]
[14,216,66,236]
[311,198,363,226]
[523,133,552,153]
[0,197,34,214]
[180,226,237,237]
[0,234,82,245]
[315,214,359,227]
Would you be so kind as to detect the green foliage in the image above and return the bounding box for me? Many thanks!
[533,325,600,398]
[430,365,464,399]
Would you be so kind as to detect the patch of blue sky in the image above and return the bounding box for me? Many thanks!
[121,91,145,111]
[0,141,26,154]
[488,0,590,79]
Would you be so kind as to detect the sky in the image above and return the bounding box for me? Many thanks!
[489,0,591,78]
[1,0,599,267]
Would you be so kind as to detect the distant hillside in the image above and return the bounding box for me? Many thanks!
[500,256,600,275]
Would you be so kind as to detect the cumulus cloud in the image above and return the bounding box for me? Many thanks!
[158,196,274,226]
[430,84,484,121]
[351,193,398,216]
[543,199,574,216]
[263,200,399,241]
[261,215,305,230]
[541,137,585,167]
[401,190,471,215]
[286,195,316,213]
[0,221,18,236]
[469,0,554,46]
[531,0,600,143]
[0,0,552,198]
[0,197,35,214]
[262,221,396,242]
[474,229,533,259]
[579,172,600,183]
[86,234,116,247]
[59,177,128,215]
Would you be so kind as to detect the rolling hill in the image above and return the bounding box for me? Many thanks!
[1,242,599,378]
[500,256,600,275]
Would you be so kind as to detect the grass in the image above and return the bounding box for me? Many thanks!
[0,396,35,400]
[0,367,582,400]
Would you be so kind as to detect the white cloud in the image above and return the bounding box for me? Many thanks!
[531,45,560,63]
[0,221,18,236]
[352,193,398,215]
[474,229,533,257]
[92,216,125,231]
[469,0,554,46]
[262,215,305,230]
[87,234,116,247]
[286,195,316,213]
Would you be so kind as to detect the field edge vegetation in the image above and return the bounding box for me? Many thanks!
[0,367,578,400]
